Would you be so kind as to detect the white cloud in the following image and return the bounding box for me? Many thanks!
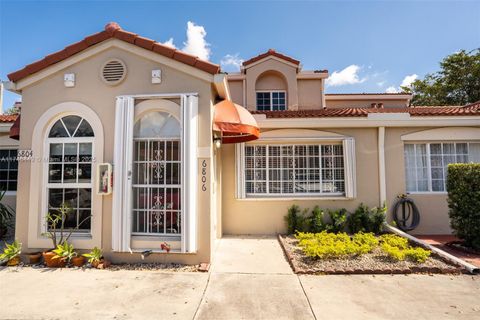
[326,65,366,87]
[400,74,418,88]
[385,86,399,93]
[159,21,211,60]
[162,38,176,49]
[220,54,244,71]
[182,21,211,60]
[384,74,418,93]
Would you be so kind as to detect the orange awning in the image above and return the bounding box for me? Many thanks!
[213,100,260,144]
[9,115,20,140]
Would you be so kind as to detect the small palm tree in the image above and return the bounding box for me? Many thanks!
[0,189,15,239]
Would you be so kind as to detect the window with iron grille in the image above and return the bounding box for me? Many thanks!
[0,149,18,192]
[256,91,286,111]
[405,142,480,192]
[244,143,345,197]
[132,111,182,236]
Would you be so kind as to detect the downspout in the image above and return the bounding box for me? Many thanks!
[378,127,386,206]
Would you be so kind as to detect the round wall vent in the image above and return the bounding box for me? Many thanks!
[101,59,126,85]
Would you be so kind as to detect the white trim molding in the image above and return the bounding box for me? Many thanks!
[377,127,386,206]
[28,101,104,250]
[111,93,198,254]
[235,129,356,200]
[401,127,480,141]
[253,116,480,128]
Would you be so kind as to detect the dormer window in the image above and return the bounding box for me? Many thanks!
[256,91,286,111]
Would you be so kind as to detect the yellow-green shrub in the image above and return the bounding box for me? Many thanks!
[379,234,409,249]
[379,234,431,263]
[405,247,431,263]
[381,243,406,261]
[296,231,377,259]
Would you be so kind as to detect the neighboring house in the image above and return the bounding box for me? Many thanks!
[5,23,480,264]
[0,113,20,212]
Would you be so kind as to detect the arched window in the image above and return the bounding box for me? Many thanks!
[255,70,288,111]
[132,111,181,236]
[47,115,94,232]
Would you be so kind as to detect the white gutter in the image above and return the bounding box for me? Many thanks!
[386,225,480,274]
[378,127,386,206]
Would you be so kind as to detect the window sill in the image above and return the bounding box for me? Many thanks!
[406,192,448,195]
[237,196,354,201]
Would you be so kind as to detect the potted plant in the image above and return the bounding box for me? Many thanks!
[41,203,91,267]
[0,240,22,266]
[27,252,42,264]
[0,189,15,239]
[83,247,103,268]
[51,242,75,268]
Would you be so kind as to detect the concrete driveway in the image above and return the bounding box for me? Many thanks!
[1,236,479,320]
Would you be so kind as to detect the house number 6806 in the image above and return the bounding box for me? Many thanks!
[201,160,207,191]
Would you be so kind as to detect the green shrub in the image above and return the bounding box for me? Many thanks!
[285,205,301,234]
[347,203,386,235]
[368,204,387,234]
[447,163,480,250]
[347,203,369,234]
[308,206,327,233]
[326,209,347,233]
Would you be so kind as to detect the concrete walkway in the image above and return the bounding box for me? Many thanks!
[196,236,314,320]
[1,236,479,320]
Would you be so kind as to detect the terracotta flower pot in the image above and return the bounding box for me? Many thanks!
[6,256,21,266]
[28,252,42,264]
[43,251,66,268]
[71,256,85,267]
[91,259,101,268]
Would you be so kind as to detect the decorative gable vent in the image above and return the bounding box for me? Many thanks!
[101,59,126,85]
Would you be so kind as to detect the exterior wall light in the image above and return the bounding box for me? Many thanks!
[152,69,161,84]
[213,137,222,149]
[64,73,75,87]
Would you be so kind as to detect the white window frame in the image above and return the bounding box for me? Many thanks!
[0,148,18,195]
[28,102,104,250]
[255,90,287,111]
[112,94,198,254]
[236,133,356,200]
[45,135,94,234]
[405,141,480,194]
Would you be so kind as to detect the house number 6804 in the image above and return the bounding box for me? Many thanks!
[201,160,207,191]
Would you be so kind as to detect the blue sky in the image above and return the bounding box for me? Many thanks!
[1,0,479,111]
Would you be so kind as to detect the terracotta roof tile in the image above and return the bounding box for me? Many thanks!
[113,29,137,43]
[326,93,410,96]
[252,106,480,118]
[0,114,19,123]
[8,22,220,82]
[152,43,175,58]
[173,51,197,66]
[134,36,155,50]
[243,49,300,66]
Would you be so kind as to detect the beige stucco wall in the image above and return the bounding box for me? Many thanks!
[228,80,244,106]
[326,98,409,108]
[221,128,380,235]
[297,79,323,109]
[244,59,298,110]
[15,41,215,264]
[384,127,453,235]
